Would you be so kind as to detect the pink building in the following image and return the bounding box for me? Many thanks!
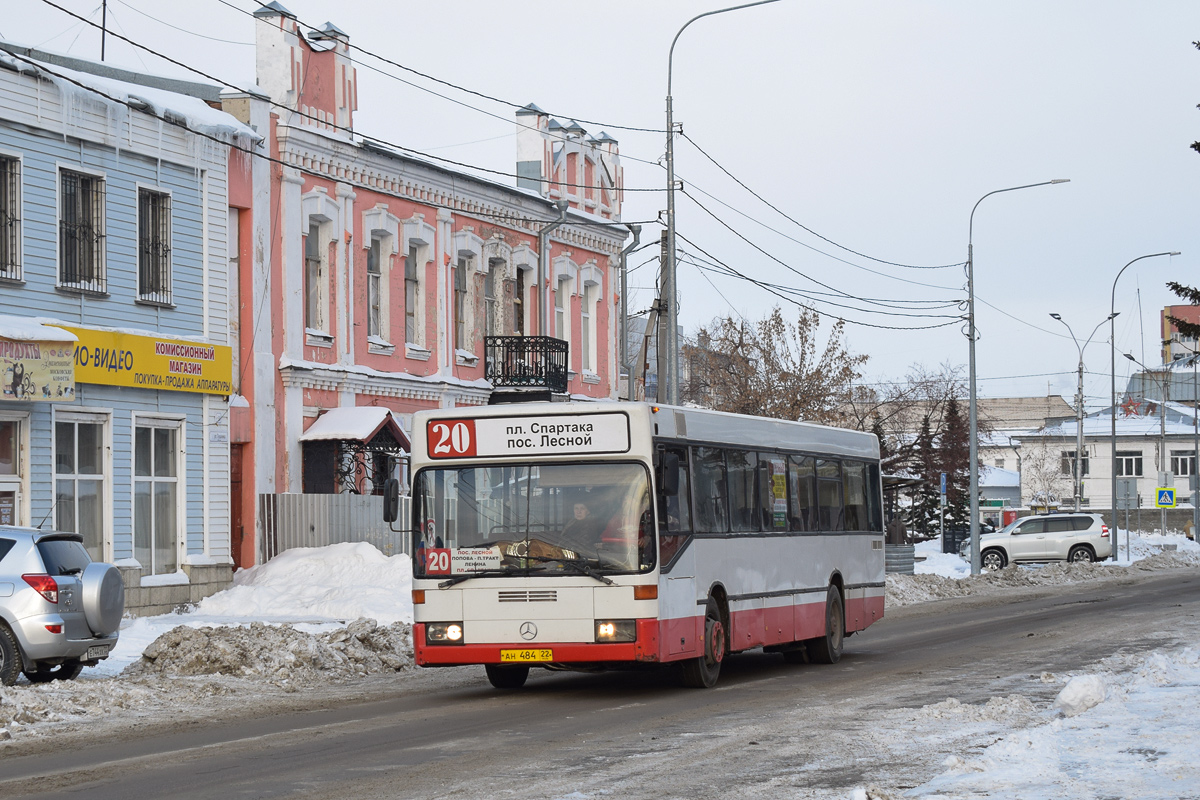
[221,4,629,568]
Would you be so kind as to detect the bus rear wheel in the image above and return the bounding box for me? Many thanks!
[485,664,529,689]
[681,597,725,688]
[805,586,844,664]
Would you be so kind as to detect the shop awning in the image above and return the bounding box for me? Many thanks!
[299,406,410,451]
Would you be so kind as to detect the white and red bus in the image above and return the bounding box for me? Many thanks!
[406,401,884,688]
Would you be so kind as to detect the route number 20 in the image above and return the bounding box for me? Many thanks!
[428,420,476,458]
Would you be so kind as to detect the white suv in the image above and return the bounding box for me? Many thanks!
[961,513,1112,570]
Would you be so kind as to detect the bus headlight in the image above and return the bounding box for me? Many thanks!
[595,620,636,643]
[426,622,465,645]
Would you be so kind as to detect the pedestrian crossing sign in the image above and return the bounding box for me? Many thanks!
[1156,488,1176,508]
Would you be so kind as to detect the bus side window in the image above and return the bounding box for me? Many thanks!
[693,446,728,533]
[726,450,758,532]
[760,455,788,531]
[816,458,844,531]
[866,463,883,532]
[789,456,815,532]
[656,447,692,532]
[842,461,868,531]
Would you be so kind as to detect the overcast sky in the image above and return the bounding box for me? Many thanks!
[6,0,1198,407]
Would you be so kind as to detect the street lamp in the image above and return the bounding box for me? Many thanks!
[967,179,1069,575]
[1124,352,1170,542]
[664,0,780,405]
[1049,312,1118,511]
[1109,252,1179,560]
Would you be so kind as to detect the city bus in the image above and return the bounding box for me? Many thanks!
[403,401,885,689]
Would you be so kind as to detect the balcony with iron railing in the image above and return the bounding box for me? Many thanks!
[485,336,569,395]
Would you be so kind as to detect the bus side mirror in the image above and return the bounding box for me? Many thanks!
[383,478,400,522]
[657,453,680,496]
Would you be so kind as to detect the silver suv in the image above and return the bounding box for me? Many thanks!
[0,526,123,684]
[959,513,1112,570]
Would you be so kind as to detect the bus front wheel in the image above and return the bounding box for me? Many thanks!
[805,586,844,664]
[485,664,529,689]
[681,597,725,688]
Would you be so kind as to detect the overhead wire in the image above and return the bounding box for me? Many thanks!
[33,0,666,194]
[0,46,655,237]
[680,131,963,271]
[222,0,669,135]
[680,189,962,317]
[114,0,255,46]
[676,233,960,332]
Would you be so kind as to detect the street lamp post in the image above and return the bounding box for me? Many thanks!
[664,0,779,405]
[967,179,1069,575]
[1109,252,1179,559]
[1049,312,1118,512]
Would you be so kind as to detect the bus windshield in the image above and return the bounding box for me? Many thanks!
[413,462,653,579]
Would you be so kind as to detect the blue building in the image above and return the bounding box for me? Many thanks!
[0,45,256,609]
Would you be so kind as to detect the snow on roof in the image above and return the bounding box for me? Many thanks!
[299,406,409,449]
[0,314,77,343]
[279,355,492,391]
[980,465,1020,488]
[0,51,259,149]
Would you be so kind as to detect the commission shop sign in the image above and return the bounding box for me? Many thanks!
[62,326,233,395]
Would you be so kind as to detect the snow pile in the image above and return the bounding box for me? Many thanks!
[124,618,412,685]
[197,542,413,625]
[911,648,1200,799]
[1052,674,1106,716]
[913,538,971,579]
[914,695,1038,725]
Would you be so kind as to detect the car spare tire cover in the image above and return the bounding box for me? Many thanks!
[81,563,124,636]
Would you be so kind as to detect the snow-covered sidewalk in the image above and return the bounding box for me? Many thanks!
[889,647,1200,799]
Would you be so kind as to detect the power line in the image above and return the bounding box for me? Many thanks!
[681,189,962,315]
[0,46,653,234]
[676,233,960,332]
[224,0,669,135]
[114,0,255,46]
[34,0,665,194]
[682,247,958,309]
[681,132,962,271]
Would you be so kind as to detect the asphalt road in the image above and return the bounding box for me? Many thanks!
[2,569,1198,800]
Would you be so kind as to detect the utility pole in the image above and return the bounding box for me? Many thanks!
[100,0,108,61]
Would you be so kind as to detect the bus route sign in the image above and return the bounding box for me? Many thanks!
[427,412,631,459]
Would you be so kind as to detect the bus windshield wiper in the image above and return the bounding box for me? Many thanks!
[538,559,615,586]
[437,568,518,589]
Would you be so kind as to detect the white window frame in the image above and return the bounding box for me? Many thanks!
[131,413,186,576]
[1170,449,1196,477]
[367,235,386,341]
[56,164,107,295]
[51,408,112,562]
[556,277,572,344]
[136,184,173,305]
[0,410,31,527]
[454,256,470,353]
[1115,450,1144,478]
[304,218,329,335]
[0,150,22,283]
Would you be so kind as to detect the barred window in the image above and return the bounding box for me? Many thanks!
[59,170,106,293]
[138,189,172,304]
[0,156,19,281]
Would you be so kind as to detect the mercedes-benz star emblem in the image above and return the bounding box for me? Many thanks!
[519,621,538,640]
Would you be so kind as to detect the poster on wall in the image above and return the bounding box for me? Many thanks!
[1,338,76,401]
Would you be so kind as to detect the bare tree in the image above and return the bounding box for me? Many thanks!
[1020,433,1070,511]
[682,306,866,425]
